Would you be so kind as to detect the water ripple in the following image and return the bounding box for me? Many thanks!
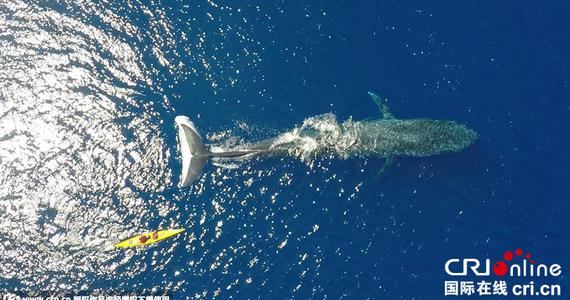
[0,0,172,291]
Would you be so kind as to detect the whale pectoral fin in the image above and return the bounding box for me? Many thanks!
[367,91,395,119]
[377,156,394,178]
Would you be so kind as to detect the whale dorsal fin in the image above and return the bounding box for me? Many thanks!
[368,91,395,119]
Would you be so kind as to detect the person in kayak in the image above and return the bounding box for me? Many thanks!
[139,234,150,244]
[152,231,159,239]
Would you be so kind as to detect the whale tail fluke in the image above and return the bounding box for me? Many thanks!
[175,116,210,187]
[175,116,266,187]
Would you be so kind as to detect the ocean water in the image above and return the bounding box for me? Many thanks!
[1,0,569,299]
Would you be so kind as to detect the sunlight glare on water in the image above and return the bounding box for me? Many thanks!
[0,0,365,297]
[0,0,174,291]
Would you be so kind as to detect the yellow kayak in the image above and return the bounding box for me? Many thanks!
[114,228,185,249]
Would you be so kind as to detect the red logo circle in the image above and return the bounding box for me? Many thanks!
[493,261,508,276]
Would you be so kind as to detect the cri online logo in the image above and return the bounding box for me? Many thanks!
[445,248,562,277]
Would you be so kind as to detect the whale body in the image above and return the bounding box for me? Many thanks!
[175,92,478,187]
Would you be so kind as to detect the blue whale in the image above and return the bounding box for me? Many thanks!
[175,92,478,187]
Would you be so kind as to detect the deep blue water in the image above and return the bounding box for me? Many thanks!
[1,1,569,299]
